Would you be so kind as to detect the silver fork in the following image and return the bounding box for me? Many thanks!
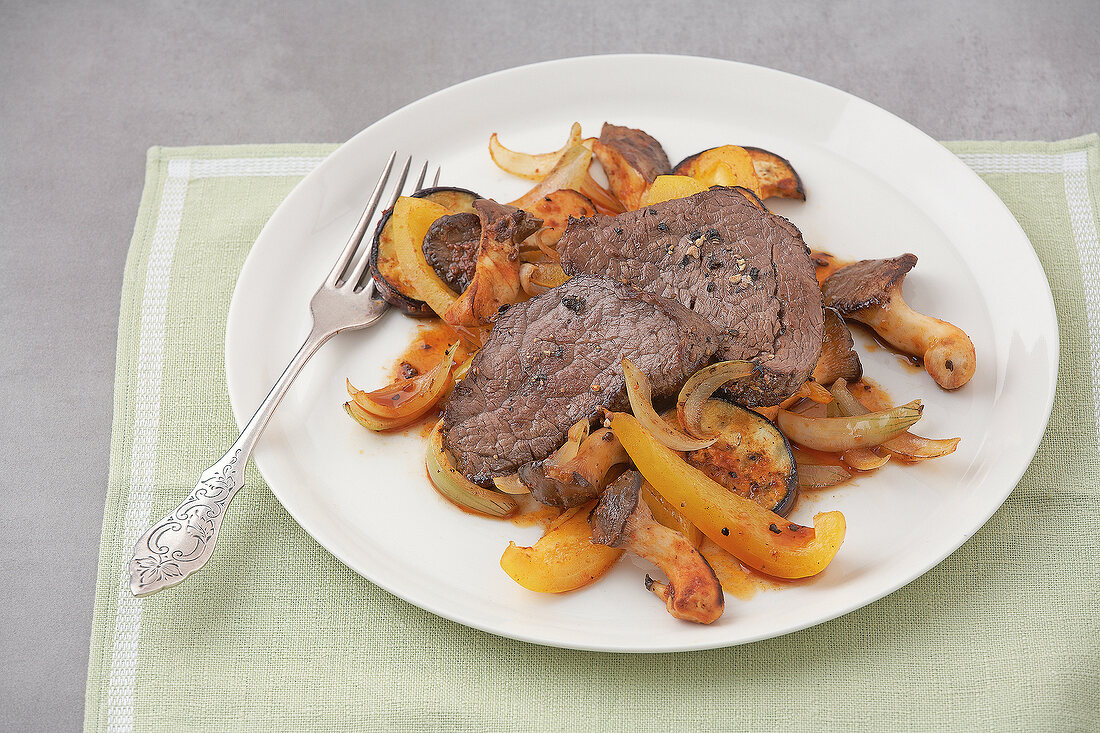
[128,153,438,597]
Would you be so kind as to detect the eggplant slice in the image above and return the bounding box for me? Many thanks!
[370,186,480,316]
[683,398,799,516]
[673,146,805,201]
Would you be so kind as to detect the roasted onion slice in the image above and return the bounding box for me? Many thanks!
[489,122,583,181]
[622,359,717,451]
[519,262,570,296]
[675,360,755,438]
[427,420,517,517]
[509,143,624,216]
[796,463,851,489]
[492,474,531,495]
[347,343,458,420]
[777,401,923,452]
[830,379,960,460]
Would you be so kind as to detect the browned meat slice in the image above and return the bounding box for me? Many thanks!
[593,123,672,210]
[422,212,480,293]
[557,186,823,405]
[442,275,720,485]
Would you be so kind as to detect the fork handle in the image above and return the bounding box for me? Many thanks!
[128,324,335,597]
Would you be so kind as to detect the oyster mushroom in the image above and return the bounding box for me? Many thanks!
[519,427,630,509]
[591,470,724,624]
[443,200,543,327]
[822,254,975,390]
[811,306,863,387]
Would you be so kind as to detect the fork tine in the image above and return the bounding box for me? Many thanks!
[344,156,423,291]
[432,166,441,187]
[326,151,398,286]
[385,155,413,212]
[414,160,429,191]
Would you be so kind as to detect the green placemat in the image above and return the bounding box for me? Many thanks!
[86,137,1100,732]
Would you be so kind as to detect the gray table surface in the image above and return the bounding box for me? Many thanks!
[2,1,1097,729]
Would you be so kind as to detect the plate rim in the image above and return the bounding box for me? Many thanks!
[225,53,1059,652]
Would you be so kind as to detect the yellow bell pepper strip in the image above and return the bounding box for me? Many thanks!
[389,196,459,318]
[638,175,708,207]
[610,412,845,579]
[500,501,623,593]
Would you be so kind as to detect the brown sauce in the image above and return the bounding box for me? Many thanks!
[389,319,475,381]
[698,538,808,600]
[810,249,851,286]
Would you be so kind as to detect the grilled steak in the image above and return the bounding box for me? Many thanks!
[557,186,823,405]
[442,275,720,485]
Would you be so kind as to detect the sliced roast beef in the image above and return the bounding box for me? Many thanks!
[557,186,823,405]
[442,275,720,485]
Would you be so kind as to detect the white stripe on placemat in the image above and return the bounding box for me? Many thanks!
[959,150,1100,446]
[191,156,328,179]
[1061,151,1100,447]
[104,154,323,733]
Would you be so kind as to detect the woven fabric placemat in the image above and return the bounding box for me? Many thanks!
[86,137,1099,732]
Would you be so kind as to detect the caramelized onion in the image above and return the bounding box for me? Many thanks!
[492,473,531,495]
[519,262,570,296]
[777,401,923,452]
[622,359,717,451]
[675,360,755,438]
[830,379,960,460]
[489,123,583,181]
[426,420,517,517]
[453,353,474,382]
[880,432,960,461]
[344,401,418,433]
[796,463,851,489]
[509,143,624,216]
[542,418,591,470]
[348,343,458,420]
[840,448,890,471]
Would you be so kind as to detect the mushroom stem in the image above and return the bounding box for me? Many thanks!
[849,285,976,390]
[592,471,724,624]
[622,507,725,624]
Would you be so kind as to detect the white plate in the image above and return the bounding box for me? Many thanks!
[226,55,1057,652]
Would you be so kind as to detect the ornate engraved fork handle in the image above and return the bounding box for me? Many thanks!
[129,324,335,597]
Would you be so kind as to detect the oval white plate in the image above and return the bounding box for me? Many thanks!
[226,55,1057,652]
